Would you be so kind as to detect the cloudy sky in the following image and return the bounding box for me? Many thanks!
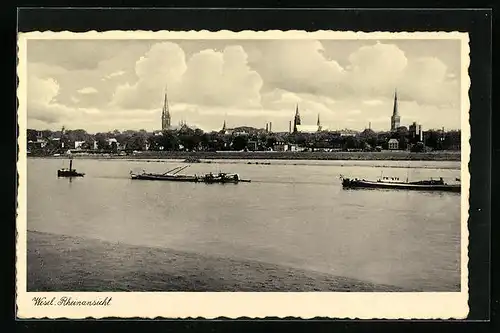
[26,38,462,133]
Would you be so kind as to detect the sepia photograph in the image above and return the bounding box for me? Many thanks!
[16,29,470,319]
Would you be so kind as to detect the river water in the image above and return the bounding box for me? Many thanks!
[26,158,462,291]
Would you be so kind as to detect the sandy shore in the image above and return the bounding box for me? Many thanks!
[27,231,407,292]
[29,150,461,161]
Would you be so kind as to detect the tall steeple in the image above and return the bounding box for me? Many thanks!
[222,119,226,132]
[392,89,399,117]
[161,85,171,131]
[293,103,301,133]
[317,113,322,131]
[390,89,401,131]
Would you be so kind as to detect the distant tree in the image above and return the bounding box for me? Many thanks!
[147,135,161,151]
[442,130,461,150]
[178,128,201,151]
[396,126,409,136]
[232,135,248,151]
[399,136,409,150]
[41,130,53,138]
[365,136,377,148]
[126,133,147,151]
[27,129,38,142]
[294,134,308,146]
[95,133,110,150]
[343,136,360,150]
[82,140,94,150]
[159,130,180,151]
[110,141,118,153]
[66,129,89,142]
[424,130,442,150]
[411,142,425,152]
[266,136,277,149]
[200,133,210,150]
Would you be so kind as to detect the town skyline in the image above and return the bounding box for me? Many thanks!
[27,38,462,133]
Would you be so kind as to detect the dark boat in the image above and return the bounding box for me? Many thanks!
[340,175,460,193]
[57,159,85,177]
[201,172,251,184]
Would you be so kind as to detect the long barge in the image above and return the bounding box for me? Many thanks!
[130,165,251,184]
[340,175,460,193]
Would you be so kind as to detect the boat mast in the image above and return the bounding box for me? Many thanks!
[163,166,182,175]
[171,165,190,175]
[406,159,411,183]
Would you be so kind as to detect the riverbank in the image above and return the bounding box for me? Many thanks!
[29,150,462,161]
[27,231,407,292]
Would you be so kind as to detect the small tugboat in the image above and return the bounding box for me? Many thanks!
[57,159,85,177]
[340,174,460,193]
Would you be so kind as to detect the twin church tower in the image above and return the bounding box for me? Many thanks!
[293,89,400,133]
[292,104,322,133]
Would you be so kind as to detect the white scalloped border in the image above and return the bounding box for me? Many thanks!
[18,29,470,40]
[16,30,471,320]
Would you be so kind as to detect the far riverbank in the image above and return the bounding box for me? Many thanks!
[28,150,462,162]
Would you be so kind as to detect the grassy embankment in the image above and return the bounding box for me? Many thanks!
[28,231,407,292]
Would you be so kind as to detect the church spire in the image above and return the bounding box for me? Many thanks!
[293,103,301,133]
[390,88,401,131]
[317,113,322,131]
[392,89,399,117]
[161,85,171,131]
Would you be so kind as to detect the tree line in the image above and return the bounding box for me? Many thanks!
[27,126,461,155]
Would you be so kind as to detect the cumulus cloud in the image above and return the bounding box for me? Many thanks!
[111,42,188,110]
[102,70,126,80]
[27,76,68,124]
[77,87,98,94]
[262,88,337,118]
[347,42,407,93]
[363,99,384,106]
[28,40,152,71]
[27,75,104,127]
[348,109,361,115]
[253,40,458,109]
[28,76,59,105]
[250,40,345,96]
[26,38,462,132]
[111,43,263,111]
[400,57,459,107]
[179,45,263,107]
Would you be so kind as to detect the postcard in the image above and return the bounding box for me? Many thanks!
[17,29,470,319]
